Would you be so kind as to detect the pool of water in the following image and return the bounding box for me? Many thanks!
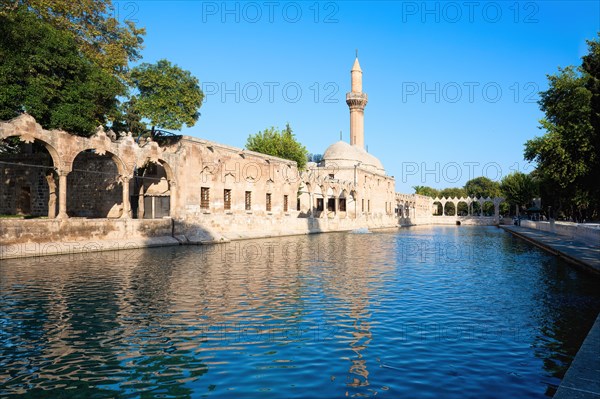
[1,226,599,398]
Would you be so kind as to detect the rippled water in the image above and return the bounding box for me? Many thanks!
[1,226,600,398]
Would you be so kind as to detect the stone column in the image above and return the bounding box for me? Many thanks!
[138,185,145,219]
[334,196,339,217]
[57,170,69,219]
[168,180,176,218]
[45,173,57,219]
[120,175,131,218]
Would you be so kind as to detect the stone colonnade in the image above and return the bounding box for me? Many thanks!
[430,196,504,218]
[0,114,177,219]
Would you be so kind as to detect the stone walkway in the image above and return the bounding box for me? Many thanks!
[500,225,600,399]
[554,315,600,399]
[500,225,600,274]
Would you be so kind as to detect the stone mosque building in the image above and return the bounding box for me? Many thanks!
[297,57,397,225]
[0,57,499,257]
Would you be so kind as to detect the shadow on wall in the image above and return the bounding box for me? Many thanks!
[68,151,122,218]
[0,139,57,218]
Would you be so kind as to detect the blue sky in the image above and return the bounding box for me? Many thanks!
[122,1,599,192]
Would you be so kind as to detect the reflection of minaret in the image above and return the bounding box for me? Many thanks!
[346,54,368,149]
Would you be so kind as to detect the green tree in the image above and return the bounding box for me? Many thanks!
[524,35,600,220]
[129,59,204,134]
[439,187,467,198]
[412,186,440,198]
[110,97,146,137]
[246,124,309,169]
[464,176,501,198]
[500,172,538,216]
[1,0,145,81]
[0,9,123,135]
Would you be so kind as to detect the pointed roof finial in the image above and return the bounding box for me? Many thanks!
[351,54,362,72]
[340,130,342,140]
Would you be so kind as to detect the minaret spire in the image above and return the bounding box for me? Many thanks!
[347,53,368,148]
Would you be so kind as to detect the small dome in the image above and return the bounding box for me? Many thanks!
[322,141,384,173]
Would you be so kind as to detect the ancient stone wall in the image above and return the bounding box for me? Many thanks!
[0,115,401,256]
[67,152,122,218]
[0,153,54,217]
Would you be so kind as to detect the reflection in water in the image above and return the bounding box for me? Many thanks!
[1,227,600,398]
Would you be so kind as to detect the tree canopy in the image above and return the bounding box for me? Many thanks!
[0,0,145,80]
[439,187,467,198]
[412,186,440,198]
[129,59,204,133]
[0,4,204,138]
[464,176,501,198]
[0,9,123,135]
[246,124,309,169]
[524,34,600,220]
[500,172,538,214]
[413,178,498,199]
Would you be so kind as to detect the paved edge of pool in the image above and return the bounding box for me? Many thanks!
[499,225,600,274]
[0,226,407,260]
[499,224,600,399]
[554,314,600,399]
[0,236,182,259]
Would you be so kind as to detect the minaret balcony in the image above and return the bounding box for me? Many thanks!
[346,92,368,108]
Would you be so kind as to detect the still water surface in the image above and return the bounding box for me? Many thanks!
[1,226,600,398]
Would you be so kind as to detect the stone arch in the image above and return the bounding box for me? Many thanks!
[133,159,173,219]
[326,186,336,213]
[1,134,62,170]
[314,184,325,215]
[71,147,128,176]
[457,200,469,216]
[432,201,443,216]
[297,181,312,216]
[444,201,456,216]
[67,149,124,218]
[470,198,482,216]
[338,189,348,215]
[0,137,59,218]
[482,199,495,216]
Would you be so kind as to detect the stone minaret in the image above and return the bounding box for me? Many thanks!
[346,56,368,149]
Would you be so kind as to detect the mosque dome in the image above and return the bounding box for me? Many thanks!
[322,141,384,173]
